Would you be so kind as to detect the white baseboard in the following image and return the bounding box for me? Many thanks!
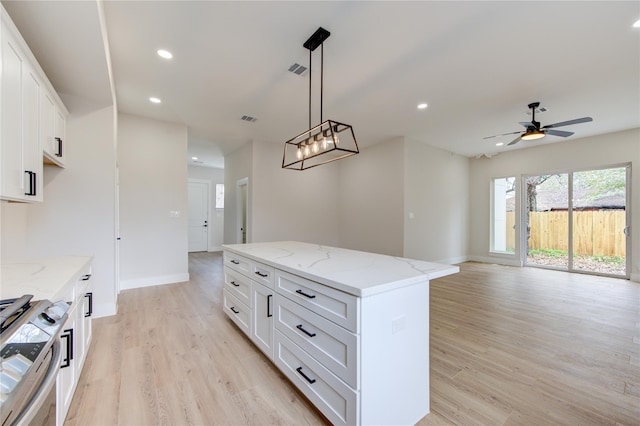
[467,255,522,267]
[120,273,190,291]
[433,255,469,265]
[630,273,639,283]
[208,246,222,252]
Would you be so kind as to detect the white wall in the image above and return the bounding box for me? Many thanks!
[118,113,188,289]
[223,142,252,244]
[404,139,470,263]
[1,104,118,317]
[251,141,340,246]
[469,128,640,281]
[188,165,224,251]
[338,138,404,256]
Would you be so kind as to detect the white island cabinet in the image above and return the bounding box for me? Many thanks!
[222,241,459,426]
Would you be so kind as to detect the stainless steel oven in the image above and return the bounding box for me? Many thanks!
[0,295,69,426]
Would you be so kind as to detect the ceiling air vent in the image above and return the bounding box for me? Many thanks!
[241,115,257,123]
[288,63,307,75]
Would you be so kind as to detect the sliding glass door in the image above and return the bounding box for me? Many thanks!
[524,165,629,278]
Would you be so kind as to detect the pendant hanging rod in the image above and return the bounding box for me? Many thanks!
[320,43,324,124]
[308,48,312,130]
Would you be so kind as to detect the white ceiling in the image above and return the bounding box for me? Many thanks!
[3,1,639,169]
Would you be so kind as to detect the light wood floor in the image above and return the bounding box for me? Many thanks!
[66,253,639,426]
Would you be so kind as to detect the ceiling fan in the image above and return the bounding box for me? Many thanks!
[483,102,593,146]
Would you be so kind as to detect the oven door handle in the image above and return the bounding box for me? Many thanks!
[12,340,61,425]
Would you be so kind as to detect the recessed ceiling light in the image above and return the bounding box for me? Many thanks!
[149,97,161,104]
[633,19,640,28]
[496,142,504,146]
[191,156,198,160]
[417,103,428,109]
[157,49,173,59]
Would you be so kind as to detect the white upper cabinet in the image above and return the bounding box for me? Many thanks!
[1,11,43,202]
[42,90,66,167]
[1,5,68,203]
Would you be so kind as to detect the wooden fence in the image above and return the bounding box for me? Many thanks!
[505,210,626,257]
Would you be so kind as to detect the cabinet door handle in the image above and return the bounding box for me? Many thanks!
[81,274,92,281]
[230,260,240,265]
[24,171,36,196]
[60,328,74,368]
[55,137,63,157]
[85,292,93,317]
[267,294,273,318]
[296,324,316,337]
[295,289,316,299]
[230,307,240,314]
[255,271,268,278]
[230,281,240,287]
[296,367,316,384]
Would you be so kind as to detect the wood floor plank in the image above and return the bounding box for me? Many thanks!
[65,254,640,425]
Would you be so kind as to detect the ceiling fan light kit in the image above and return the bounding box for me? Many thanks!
[483,101,593,146]
[282,27,359,171]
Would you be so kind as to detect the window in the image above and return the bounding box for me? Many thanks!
[491,176,515,253]
[215,184,224,209]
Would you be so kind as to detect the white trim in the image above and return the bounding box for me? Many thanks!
[467,255,522,267]
[433,255,469,265]
[120,273,190,290]
[630,273,639,283]
[208,246,223,252]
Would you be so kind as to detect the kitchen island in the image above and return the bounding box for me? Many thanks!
[222,241,459,426]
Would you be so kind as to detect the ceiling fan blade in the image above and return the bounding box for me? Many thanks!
[543,117,593,129]
[482,130,521,140]
[545,129,574,137]
[507,135,522,146]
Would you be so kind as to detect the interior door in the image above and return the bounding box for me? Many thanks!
[188,181,209,252]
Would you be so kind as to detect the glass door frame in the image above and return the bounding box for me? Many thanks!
[520,163,631,279]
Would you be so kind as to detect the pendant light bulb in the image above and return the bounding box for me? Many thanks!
[312,140,319,153]
[296,146,303,159]
[304,145,310,157]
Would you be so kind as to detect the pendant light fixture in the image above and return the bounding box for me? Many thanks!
[282,27,359,170]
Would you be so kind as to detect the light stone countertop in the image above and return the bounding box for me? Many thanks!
[1,256,93,301]
[223,241,459,297]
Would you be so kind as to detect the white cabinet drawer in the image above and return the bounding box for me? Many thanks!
[275,294,358,389]
[224,252,275,288]
[274,331,358,426]
[224,253,252,277]
[223,289,251,337]
[276,270,358,332]
[224,268,252,308]
[251,261,275,288]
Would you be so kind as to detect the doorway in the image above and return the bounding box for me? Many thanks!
[236,177,249,244]
[188,179,209,252]
[524,165,630,277]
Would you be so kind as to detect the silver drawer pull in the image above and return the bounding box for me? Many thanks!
[255,271,268,278]
[296,324,316,337]
[296,367,316,384]
[230,281,240,287]
[295,289,316,299]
